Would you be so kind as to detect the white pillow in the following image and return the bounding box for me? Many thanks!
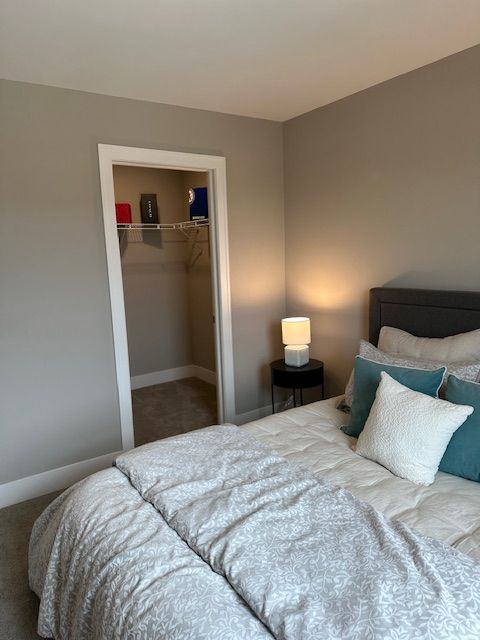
[378,326,480,363]
[355,371,473,485]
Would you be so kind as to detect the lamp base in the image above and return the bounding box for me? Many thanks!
[284,345,309,367]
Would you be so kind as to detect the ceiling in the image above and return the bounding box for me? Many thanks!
[1,1,479,121]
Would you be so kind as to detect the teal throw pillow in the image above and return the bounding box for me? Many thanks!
[441,375,480,482]
[342,356,446,438]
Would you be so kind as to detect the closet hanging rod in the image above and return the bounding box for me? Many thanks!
[116,219,209,231]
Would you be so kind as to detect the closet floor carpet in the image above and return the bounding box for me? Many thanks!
[0,376,217,639]
[132,376,217,446]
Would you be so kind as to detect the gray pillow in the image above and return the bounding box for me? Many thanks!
[342,340,480,410]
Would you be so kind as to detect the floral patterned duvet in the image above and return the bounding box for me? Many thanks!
[29,425,480,639]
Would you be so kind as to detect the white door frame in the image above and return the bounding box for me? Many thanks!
[98,144,235,451]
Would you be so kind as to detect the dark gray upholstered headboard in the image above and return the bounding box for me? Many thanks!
[369,288,480,346]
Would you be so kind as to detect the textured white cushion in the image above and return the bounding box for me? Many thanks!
[378,326,480,363]
[343,340,480,408]
[356,372,473,486]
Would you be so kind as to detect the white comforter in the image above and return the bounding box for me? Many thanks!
[244,396,480,561]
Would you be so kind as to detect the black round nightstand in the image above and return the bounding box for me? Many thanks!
[270,359,324,413]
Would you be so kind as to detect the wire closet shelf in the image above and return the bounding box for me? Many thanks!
[116,219,209,231]
[117,219,209,270]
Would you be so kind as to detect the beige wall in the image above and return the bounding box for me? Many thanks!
[113,166,193,376]
[3,44,477,487]
[182,171,216,372]
[284,45,480,397]
[0,79,284,485]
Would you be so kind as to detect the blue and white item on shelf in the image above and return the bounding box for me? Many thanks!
[189,187,209,220]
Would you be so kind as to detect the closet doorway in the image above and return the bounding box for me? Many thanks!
[98,145,234,451]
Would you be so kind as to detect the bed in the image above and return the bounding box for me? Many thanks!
[29,287,480,639]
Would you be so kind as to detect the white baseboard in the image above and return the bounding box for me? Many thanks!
[0,450,122,509]
[191,365,216,386]
[131,365,216,390]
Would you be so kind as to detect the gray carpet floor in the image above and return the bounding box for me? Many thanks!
[132,377,217,446]
[0,491,60,640]
[0,377,216,639]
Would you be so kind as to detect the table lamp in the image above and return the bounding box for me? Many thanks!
[281,317,311,367]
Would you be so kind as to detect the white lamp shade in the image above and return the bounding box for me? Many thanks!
[281,317,311,345]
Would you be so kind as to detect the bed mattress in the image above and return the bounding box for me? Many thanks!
[244,396,480,561]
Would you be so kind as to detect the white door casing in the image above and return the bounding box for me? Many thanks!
[98,144,235,451]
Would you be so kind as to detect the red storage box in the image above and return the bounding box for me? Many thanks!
[115,203,132,224]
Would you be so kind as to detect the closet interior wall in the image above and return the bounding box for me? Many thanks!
[182,171,215,373]
[112,165,215,383]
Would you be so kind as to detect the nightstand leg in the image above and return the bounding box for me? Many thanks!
[293,388,296,408]
[300,387,303,406]
[271,384,275,414]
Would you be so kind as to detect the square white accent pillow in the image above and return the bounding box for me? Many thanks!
[356,371,473,485]
[378,326,480,363]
